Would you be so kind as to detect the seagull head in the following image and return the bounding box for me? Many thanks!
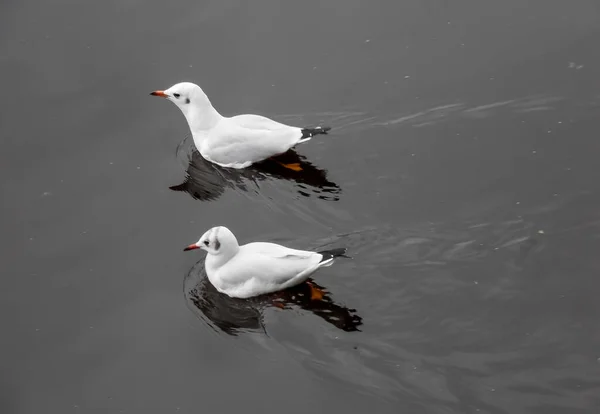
[183,226,239,255]
[150,82,222,132]
[150,82,209,113]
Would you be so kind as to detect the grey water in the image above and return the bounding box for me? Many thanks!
[1,0,600,413]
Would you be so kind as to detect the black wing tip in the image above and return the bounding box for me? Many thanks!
[317,126,332,133]
[318,247,348,262]
[301,126,332,139]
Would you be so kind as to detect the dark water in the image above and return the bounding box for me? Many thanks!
[2,1,600,413]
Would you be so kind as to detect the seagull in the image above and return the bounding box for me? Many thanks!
[150,82,331,169]
[183,226,346,299]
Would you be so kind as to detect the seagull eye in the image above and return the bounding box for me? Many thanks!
[173,93,180,98]
[203,240,209,246]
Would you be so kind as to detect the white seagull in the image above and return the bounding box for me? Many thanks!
[184,226,345,299]
[150,82,331,169]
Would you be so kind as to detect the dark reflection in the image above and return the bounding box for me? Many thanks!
[183,261,362,335]
[170,149,341,202]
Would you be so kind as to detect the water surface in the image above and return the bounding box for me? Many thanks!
[1,1,600,413]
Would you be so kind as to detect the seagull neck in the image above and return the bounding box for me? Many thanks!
[185,102,222,134]
[209,245,240,268]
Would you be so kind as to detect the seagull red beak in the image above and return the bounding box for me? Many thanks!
[183,244,199,251]
[150,90,168,98]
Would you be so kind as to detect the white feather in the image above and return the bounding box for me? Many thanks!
[158,82,312,169]
[191,226,338,298]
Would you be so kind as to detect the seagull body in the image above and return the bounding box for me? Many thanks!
[151,82,330,169]
[184,226,344,298]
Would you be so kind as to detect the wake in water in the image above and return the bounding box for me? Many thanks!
[183,260,363,336]
[171,136,341,202]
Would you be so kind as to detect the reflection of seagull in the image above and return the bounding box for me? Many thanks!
[184,226,347,298]
[185,272,265,335]
[169,149,340,202]
[184,262,363,336]
[150,82,331,168]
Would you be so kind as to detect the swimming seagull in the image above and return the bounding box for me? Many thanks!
[183,226,346,299]
[150,82,331,169]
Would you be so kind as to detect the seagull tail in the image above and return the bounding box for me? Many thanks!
[300,126,332,139]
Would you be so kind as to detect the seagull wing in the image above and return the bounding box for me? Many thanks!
[230,114,294,131]
[204,119,303,167]
[217,242,324,296]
